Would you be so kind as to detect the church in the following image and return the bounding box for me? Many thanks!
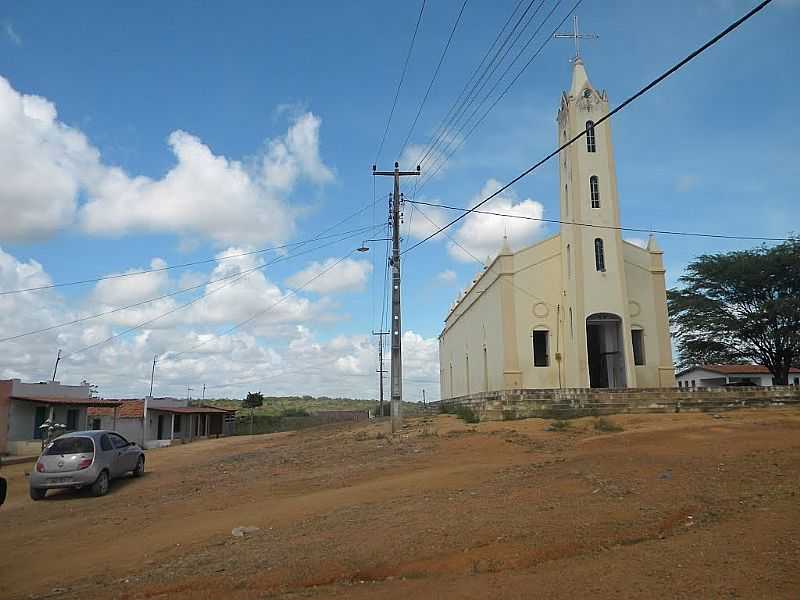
[438,57,675,398]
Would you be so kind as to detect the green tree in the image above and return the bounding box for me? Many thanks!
[242,392,264,435]
[668,238,800,385]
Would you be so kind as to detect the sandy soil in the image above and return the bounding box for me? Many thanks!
[1,409,799,599]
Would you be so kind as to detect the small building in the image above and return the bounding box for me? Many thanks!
[676,365,800,389]
[0,379,122,456]
[88,397,236,448]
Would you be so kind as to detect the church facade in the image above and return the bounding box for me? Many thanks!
[439,59,675,398]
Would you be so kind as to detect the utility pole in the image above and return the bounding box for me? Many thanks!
[372,330,389,417]
[145,354,157,445]
[422,388,426,410]
[149,355,157,397]
[202,384,206,402]
[373,162,420,433]
[51,349,62,382]
[187,385,194,402]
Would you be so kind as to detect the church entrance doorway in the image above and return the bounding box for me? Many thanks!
[586,313,627,388]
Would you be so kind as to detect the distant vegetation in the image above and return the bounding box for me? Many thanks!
[203,395,422,417]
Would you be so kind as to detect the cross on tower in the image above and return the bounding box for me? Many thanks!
[554,15,598,62]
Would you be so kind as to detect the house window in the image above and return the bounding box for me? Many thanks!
[586,120,596,152]
[594,238,606,272]
[91,418,102,430]
[631,329,645,365]
[532,330,549,367]
[173,415,182,433]
[794,377,800,386]
[677,381,682,389]
[691,380,696,388]
[66,408,79,431]
[590,175,600,208]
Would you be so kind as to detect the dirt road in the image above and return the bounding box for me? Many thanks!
[1,410,799,599]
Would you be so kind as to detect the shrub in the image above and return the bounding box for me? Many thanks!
[593,417,623,432]
[456,405,480,424]
[550,419,570,431]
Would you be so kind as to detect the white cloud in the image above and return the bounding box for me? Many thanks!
[92,258,169,306]
[435,269,457,285]
[285,257,372,295]
[675,174,699,193]
[0,246,440,400]
[4,22,22,46]
[406,202,450,240]
[447,179,545,263]
[0,75,333,244]
[0,78,95,241]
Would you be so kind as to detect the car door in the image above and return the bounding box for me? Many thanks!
[107,433,134,476]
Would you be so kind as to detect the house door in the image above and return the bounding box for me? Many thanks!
[33,406,48,439]
[157,414,165,439]
[586,313,627,388]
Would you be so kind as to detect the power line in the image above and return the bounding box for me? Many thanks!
[403,0,776,255]
[414,0,527,169]
[418,0,576,191]
[416,0,540,169]
[408,199,791,242]
[58,224,382,360]
[1,201,380,296]
[397,0,470,160]
[0,225,377,344]
[374,0,427,165]
[167,250,361,360]
[413,203,556,308]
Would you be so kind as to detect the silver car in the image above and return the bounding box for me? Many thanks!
[29,430,145,500]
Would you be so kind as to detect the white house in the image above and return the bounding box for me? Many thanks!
[88,397,236,448]
[439,57,674,398]
[0,379,122,456]
[676,365,800,389]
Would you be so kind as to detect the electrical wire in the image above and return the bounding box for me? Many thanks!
[403,0,776,255]
[417,0,541,169]
[374,0,427,165]
[418,0,575,190]
[1,200,381,296]
[407,200,791,242]
[0,225,377,344]
[397,0,470,161]
[59,224,383,360]
[166,250,361,360]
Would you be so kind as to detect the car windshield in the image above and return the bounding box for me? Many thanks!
[45,437,94,456]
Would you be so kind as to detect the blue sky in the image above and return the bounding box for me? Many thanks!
[0,0,797,400]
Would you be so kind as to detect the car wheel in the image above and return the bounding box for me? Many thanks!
[30,487,47,501]
[132,455,145,477]
[91,470,109,497]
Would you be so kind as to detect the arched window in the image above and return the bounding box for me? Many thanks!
[594,238,605,272]
[590,176,600,208]
[586,121,596,152]
[566,244,572,279]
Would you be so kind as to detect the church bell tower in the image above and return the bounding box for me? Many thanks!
[557,57,637,388]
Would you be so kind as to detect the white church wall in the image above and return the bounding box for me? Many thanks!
[440,262,507,399]
[622,243,663,387]
[511,236,563,389]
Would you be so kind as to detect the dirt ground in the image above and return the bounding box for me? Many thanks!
[1,409,799,599]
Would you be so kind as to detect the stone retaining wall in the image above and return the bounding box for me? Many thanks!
[438,386,800,421]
